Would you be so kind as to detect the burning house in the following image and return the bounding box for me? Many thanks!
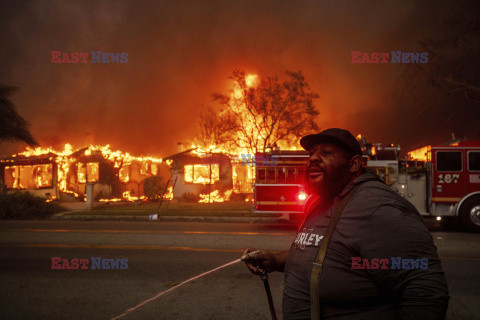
[0,144,167,201]
[164,148,234,202]
[163,146,256,202]
[0,150,59,199]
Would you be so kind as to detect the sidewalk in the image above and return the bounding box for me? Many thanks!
[51,201,292,223]
[50,211,290,223]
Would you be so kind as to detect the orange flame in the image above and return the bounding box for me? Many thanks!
[408,146,430,161]
[198,189,233,203]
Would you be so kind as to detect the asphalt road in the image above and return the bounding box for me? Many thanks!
[0,220,479,320]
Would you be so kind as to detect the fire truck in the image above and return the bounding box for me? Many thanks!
[253,141,480,232]
[253,150,309,216]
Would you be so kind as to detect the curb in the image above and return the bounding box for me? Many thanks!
[50,213,291,224]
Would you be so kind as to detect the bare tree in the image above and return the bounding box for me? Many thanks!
[199,69,319,153]
[0,85,38,146]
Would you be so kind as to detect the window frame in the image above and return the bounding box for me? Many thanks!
[77,162,100,183]
[286,167,297,183]
[435,151,463,172]
[277,167,286,183]
[183,164,220,184]
[266,168,276,183]
[256,168,266,183]
[467,150,480,172]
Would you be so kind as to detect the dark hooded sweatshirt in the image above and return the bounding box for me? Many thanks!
[282,173,449,320]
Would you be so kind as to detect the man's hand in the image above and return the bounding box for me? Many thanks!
[242,248,288,275]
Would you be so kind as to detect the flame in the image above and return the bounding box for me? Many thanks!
[164,185,173,200]
[99,198,123,202]
[194,73,300,156]
[408,146,430,161]
[184,164,219,184]
[122,191,147,202]
[98,186,172,204]
[4,164,53,190]
[245,74,258,87]
[232,73,258,98]
[198,189,233,203]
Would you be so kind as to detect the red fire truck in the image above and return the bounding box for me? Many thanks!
[253,141,480,232]
[253,150,309,216]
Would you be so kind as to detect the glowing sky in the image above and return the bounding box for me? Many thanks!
[1,0,478,157]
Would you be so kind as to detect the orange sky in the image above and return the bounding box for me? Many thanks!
[1,0,477,158]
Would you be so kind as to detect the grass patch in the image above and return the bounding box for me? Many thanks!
[0,191,67,220]
[65,201,282,218]
[92,201,253,212]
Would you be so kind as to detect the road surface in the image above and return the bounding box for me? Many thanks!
[0,220,478,319]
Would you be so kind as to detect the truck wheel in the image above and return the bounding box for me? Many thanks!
[459,196,480,233]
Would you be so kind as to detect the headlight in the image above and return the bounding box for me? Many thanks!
[298,193,307,200]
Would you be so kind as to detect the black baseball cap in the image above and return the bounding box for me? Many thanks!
[300,128,362,156]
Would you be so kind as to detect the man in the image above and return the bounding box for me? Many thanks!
[243,128,449,320]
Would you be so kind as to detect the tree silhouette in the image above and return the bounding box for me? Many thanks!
[0,85,38,146]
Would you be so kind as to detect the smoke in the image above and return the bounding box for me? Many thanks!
[0,0,477,158]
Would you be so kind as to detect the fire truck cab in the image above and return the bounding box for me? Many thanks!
[404,141,480,232]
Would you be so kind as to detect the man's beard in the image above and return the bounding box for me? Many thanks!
[305,163,351,199]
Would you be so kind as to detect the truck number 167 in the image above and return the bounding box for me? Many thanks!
[438,174,460,184]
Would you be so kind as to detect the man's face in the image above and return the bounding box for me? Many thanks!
[305,143,351,195]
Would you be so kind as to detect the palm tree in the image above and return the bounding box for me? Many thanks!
[0,85,38,146]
